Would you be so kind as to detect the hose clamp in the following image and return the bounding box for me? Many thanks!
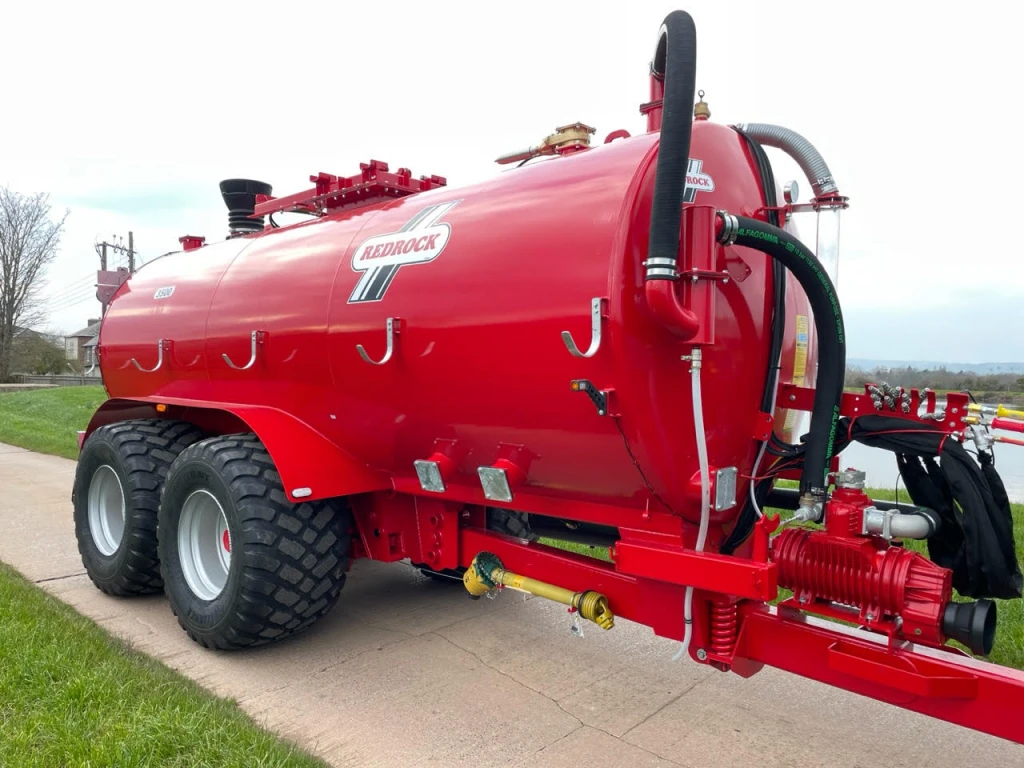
[643,256,679,280]
[716,211,739,246]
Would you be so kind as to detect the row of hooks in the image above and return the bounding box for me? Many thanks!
[129,298,606,372]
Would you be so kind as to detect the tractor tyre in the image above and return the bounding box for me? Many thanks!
[73,419,205,596]
[158,433,352,650]
[486,508,538,541]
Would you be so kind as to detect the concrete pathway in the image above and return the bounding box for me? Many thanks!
[1,441,1021,767]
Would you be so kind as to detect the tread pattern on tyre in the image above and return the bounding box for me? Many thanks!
[487,508,537,541]
[162,434,351,649]
[76,419,204,596]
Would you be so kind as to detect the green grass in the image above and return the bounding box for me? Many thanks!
[0,386,106,458]
[0,562,326,768]
[540,538,613,561]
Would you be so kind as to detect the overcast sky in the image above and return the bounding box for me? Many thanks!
[2,1,1021,361]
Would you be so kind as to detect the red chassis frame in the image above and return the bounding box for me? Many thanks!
[347,384,1024,745]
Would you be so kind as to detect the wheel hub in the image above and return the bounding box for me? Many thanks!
[87,465,125,556]
[179,489,231,601]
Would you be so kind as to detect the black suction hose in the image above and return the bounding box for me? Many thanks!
[720,215,846,499]
[645,10,697,281]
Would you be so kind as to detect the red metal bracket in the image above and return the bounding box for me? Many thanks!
[751,411,773,441]
[733,604,1024,744]
[778,383,970,434]
[253,160,447,219]
[613,539,777,602]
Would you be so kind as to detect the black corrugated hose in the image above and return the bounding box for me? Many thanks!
[645,10,697,281]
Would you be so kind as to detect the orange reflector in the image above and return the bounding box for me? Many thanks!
[155,404,167,413]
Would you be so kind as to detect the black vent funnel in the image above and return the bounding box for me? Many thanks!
[219,178,272,235]
[942,599,997,656]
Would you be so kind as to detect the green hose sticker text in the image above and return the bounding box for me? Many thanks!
[738,227,844,344]
[825,404,840,483]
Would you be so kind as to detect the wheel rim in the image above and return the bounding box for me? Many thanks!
[178,489,232,601]
[88,465,125,556]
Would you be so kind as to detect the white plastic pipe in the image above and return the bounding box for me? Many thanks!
[674,348,710,661]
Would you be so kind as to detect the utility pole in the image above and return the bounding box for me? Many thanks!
[96,233,136,316]
[99,242,108,314]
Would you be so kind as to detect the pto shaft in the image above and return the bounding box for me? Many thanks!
[463,552,614,629]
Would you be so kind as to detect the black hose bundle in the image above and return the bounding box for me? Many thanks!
[727,216,846,497]
[846,416,1021,599]
[731,414,1021,600]
[718,131,789,555]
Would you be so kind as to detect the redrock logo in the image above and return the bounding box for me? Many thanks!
[348,200,460,303]
[683,158,715,203]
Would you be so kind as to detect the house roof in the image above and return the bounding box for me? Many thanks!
[67,320,101,339]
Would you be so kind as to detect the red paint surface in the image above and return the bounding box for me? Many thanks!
[97,121,813,533]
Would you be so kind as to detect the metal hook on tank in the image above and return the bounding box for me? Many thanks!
[222,330,265,371]
[356,317,402,365]
[561,298,607,358]
[131,339,167,373]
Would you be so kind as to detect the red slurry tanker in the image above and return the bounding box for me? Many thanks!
[75,10,1024,742]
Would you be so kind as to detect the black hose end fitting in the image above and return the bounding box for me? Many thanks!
[942,599,997,656]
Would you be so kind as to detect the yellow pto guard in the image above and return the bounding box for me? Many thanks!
[463,551,614,630]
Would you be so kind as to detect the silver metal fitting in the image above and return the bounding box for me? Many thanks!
[969,425,995,453]
[862,506,933,541]
[835,469,866,490]
[716,211,739,246]
[713,467,738,511]
[643,256,679,280]
[793,492,824,523]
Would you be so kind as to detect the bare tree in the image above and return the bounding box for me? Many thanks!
[0,188,68,381]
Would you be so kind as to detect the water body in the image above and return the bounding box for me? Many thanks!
[839,430,1024,503]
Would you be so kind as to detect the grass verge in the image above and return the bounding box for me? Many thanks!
[0,562,326,768]
[0,386,106,459]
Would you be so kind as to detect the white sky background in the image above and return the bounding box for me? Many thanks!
[1,0,1021,361]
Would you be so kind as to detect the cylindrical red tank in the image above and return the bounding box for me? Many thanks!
[98,119,816,525]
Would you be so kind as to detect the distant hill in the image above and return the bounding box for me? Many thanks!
[848,359,1024,375]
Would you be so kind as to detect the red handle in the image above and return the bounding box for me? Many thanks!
[992,417,1024,434]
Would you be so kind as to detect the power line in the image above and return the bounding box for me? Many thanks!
[45,272,96,299]
[46,279,97,303]
[46,289,98,311]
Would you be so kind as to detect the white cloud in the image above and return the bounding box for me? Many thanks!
[2,0,1022,360]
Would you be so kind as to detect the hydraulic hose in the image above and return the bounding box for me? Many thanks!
[719,214,845,502]
[645,10,697,281]
[732,123,838,198]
